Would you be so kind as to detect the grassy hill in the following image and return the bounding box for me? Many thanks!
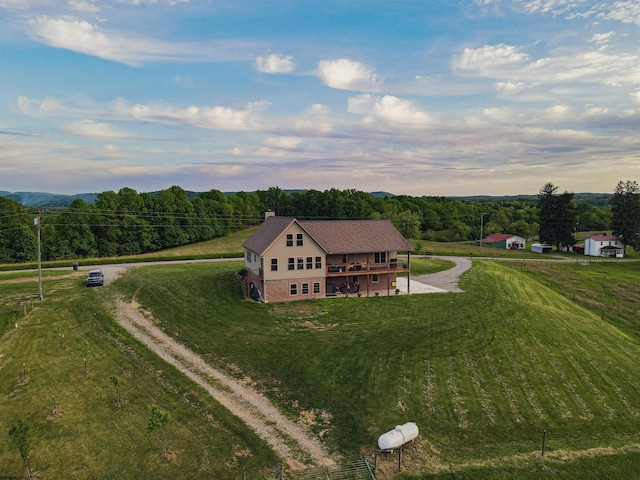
[1,236,640,478]
[110,260,640,477]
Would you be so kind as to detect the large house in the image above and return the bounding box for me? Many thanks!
[242,214,412,302]
[584,234,625,257]
[479,233,526,250]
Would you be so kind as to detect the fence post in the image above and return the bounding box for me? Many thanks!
[541,429,546,456]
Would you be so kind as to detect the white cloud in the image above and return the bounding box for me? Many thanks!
[255,53,295,74]
[516,0,587,16]
[64,119,134,139]
[597,1,640,26]
[454,44,530,74]
[348,94,431,126]
[589,31,615,45]
[13,95,83,117]
[116,99,270,131]
[262,136,301,149]
[316,59,382,91]
[28,16,256,66]
[68,0,100,13]
[546,104,573,120]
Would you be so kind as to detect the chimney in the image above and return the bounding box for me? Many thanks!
[265,211,275,219]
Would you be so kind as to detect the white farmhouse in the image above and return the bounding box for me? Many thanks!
[584,234,625,258]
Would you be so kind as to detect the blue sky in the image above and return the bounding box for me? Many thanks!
[1,0,639,196]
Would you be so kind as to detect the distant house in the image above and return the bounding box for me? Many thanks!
[480,233,526,250]
[242,214,412,302]
[584,234,625,258]
[531,243,552,253]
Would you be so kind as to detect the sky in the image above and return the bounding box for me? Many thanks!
[1,0,640,197]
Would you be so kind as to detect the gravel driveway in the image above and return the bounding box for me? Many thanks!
[403,256,472,294]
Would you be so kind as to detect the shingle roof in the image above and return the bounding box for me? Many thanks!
[300,219,412,254]
[587,234,620,241]
[482,233,520,244]
[242,217,411,255]
[242,216,296,254]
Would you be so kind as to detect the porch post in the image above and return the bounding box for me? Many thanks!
[407,251,411,295]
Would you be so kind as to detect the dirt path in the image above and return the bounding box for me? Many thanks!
[412,256,472,293]
[110,296,334,470]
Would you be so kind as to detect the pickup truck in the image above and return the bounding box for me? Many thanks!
[86,269,104,287]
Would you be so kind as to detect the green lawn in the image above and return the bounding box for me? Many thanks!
[111,260,640,478]
[0,272,278,479]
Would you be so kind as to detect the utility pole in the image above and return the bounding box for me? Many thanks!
[479,213,485,248]
[35,209,43,301]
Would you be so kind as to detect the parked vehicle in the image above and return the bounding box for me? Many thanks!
[86,269,104,287]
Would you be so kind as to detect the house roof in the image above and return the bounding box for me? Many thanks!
[300,219,412,254]
[481,233,522,244]
[242,216,296,254]
[587,234,620,241]
[242,216,411,255]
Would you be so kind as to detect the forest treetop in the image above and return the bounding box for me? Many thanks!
[0,183,631,264]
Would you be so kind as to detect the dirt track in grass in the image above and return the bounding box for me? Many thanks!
[109,295,335,470]
[101,256,474,471]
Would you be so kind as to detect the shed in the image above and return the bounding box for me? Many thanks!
[531,243,552,254]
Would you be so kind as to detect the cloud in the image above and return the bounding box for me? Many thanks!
[13,95,84,117]
[28,16,256,66]
[116,99,270,131]
[262,136,301,150]
[348,94,431,126]
[64,119,136,139]
[590,31,615,45]
[597,1,640,25]
[316,59,382,91]
[255,53,295,74]
[68,0,100,13]
[454,44,530,74]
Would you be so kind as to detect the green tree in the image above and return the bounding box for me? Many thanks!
[9,419,32,479]
[611,180,640,249]
[393,210,421,239]
[77,339,91,374]
[110,375,121,407]
[147,404,171,457]
[537,183,576,250]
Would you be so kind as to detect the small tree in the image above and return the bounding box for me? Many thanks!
[147,405,171,457]
[110,375,121,407]
[76,340,91,374]
[9,419,32,479]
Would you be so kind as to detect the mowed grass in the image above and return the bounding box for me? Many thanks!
[0,272,278,479]
[503,260,640,341]
[113,260,640,477]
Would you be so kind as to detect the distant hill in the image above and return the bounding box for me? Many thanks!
[1,190,612,208]
[455,193,612,208]
[0,191,98,208]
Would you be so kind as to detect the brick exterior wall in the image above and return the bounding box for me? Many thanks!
[264,277,326,302]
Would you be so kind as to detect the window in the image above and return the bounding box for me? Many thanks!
[375,252,387,263]
[372,274,379,283]
[245,251,250,262]
[302,283,309,295]
[297,234,303,246]
[286,234,293,247]
[297,257,304,270]
[271,259,278,271]
[313,282,320,294]
[306,257,313,269]
[290,284,298,295]
[288,258,295,271]
[315,256,322,269]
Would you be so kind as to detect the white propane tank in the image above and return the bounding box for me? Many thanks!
[377,422,419,451]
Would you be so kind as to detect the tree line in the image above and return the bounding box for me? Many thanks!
[0,182,637,264]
